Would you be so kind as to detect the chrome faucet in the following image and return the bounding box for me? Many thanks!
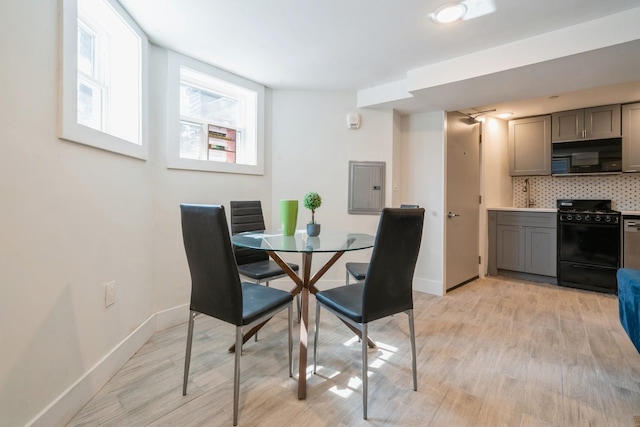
[523,178,535,207]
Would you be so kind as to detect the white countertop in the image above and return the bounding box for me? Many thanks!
[487,207,557,213]
[489,207,640,215]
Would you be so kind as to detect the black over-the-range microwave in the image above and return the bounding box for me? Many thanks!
[551,137,622,176]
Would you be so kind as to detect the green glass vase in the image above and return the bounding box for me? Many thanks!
[280,199,298,236]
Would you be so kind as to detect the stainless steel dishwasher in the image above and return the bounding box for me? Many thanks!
[623,217,640,269]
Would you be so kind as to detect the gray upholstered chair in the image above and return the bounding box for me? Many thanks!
[180,204,293,426]
[314,207,424,419]
[345,204,419,285]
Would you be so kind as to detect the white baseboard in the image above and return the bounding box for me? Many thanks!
[27,315,157,427]
[156,303,189,331]
[413,278,444,296]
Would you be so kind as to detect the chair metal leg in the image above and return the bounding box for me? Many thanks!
[313,302,320,374]
[408,309,418,391]
[296,294,301,323]
[362,323,368,420]
[256,281,273,342]
[182,310,196,396]
[346,270,350,285]
[233,326,242,426]
[288,303,293,377]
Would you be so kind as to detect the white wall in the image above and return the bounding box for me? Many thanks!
[0,3,274,425]
[479,117,512,276]
[400,111,447,295]
[270,91,394,285]
[0,2,155,425]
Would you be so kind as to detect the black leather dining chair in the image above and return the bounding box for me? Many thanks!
[230,200,300,285]
[230,200,301,329]
[345,204,419,285]
[314,207,424,419]
[180,204,294,426]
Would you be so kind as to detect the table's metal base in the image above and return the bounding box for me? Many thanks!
[229,250,375,399]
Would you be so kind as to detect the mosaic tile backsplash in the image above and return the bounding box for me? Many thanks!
[512,174,640,211]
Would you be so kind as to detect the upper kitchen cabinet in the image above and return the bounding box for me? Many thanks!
[508,115,551,176]
[622,102,640,172]
[551,104,621,142]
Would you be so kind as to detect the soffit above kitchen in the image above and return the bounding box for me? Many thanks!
[119,0,640,115]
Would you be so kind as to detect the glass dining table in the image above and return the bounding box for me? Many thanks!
[231,229,375,399]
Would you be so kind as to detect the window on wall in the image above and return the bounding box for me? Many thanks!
[167,52,265,175]
[60,0,148,159]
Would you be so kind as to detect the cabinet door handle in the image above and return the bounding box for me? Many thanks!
[448,212,460,218]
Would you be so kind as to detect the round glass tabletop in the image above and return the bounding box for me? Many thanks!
[231,229,375,253]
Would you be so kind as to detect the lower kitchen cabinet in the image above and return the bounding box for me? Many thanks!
[496,225,525,271]
[489,210,557,278]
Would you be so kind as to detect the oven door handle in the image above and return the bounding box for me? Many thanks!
[571,264,616,270]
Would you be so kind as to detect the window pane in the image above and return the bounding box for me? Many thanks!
[179,121,203,159]
[180,83,239,128]
[172,62,261,172]
[77,25,95,77]
[77,80,102,130]
[77,0,142,145]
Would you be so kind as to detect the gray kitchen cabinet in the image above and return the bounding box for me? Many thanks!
[622,102,640,172]
[551,104,621,142]
[496,225,525,271]
[508,115,551,176]
[490,210,557,277]
[526,226,557,276]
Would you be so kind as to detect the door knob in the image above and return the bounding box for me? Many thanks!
[448,212,460,218]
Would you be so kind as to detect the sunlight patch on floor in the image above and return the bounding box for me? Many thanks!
[328,376,363,398]
[311,365,340,379]
[342,336,360,346]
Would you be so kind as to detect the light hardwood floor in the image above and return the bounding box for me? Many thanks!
[67,277,640,426]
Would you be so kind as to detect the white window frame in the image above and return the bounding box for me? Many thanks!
[167,51,265,175]
[59,0,149,160]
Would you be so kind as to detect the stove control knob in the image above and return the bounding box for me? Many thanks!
[566,214,573,221]
[584,214,591,221]
[575,214,582,221]
[605,216,612,223]
[595,216,602,222]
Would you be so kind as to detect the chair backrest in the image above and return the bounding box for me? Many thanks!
[362,207,425,322]
[181,204,243,326]
[229,201,269,265]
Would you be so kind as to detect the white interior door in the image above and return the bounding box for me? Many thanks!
[445,112,480,291]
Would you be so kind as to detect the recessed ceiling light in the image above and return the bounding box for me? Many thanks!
[431,2,468,24]
[497,112,513,119]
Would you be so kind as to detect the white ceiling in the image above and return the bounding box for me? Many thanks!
[119,0,640,117]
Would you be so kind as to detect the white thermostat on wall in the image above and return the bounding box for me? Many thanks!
[346,112,361,129]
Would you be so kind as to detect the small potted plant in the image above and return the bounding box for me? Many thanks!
[303,192,322,237]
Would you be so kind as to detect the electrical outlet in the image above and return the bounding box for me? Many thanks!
[105,281,116,307]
